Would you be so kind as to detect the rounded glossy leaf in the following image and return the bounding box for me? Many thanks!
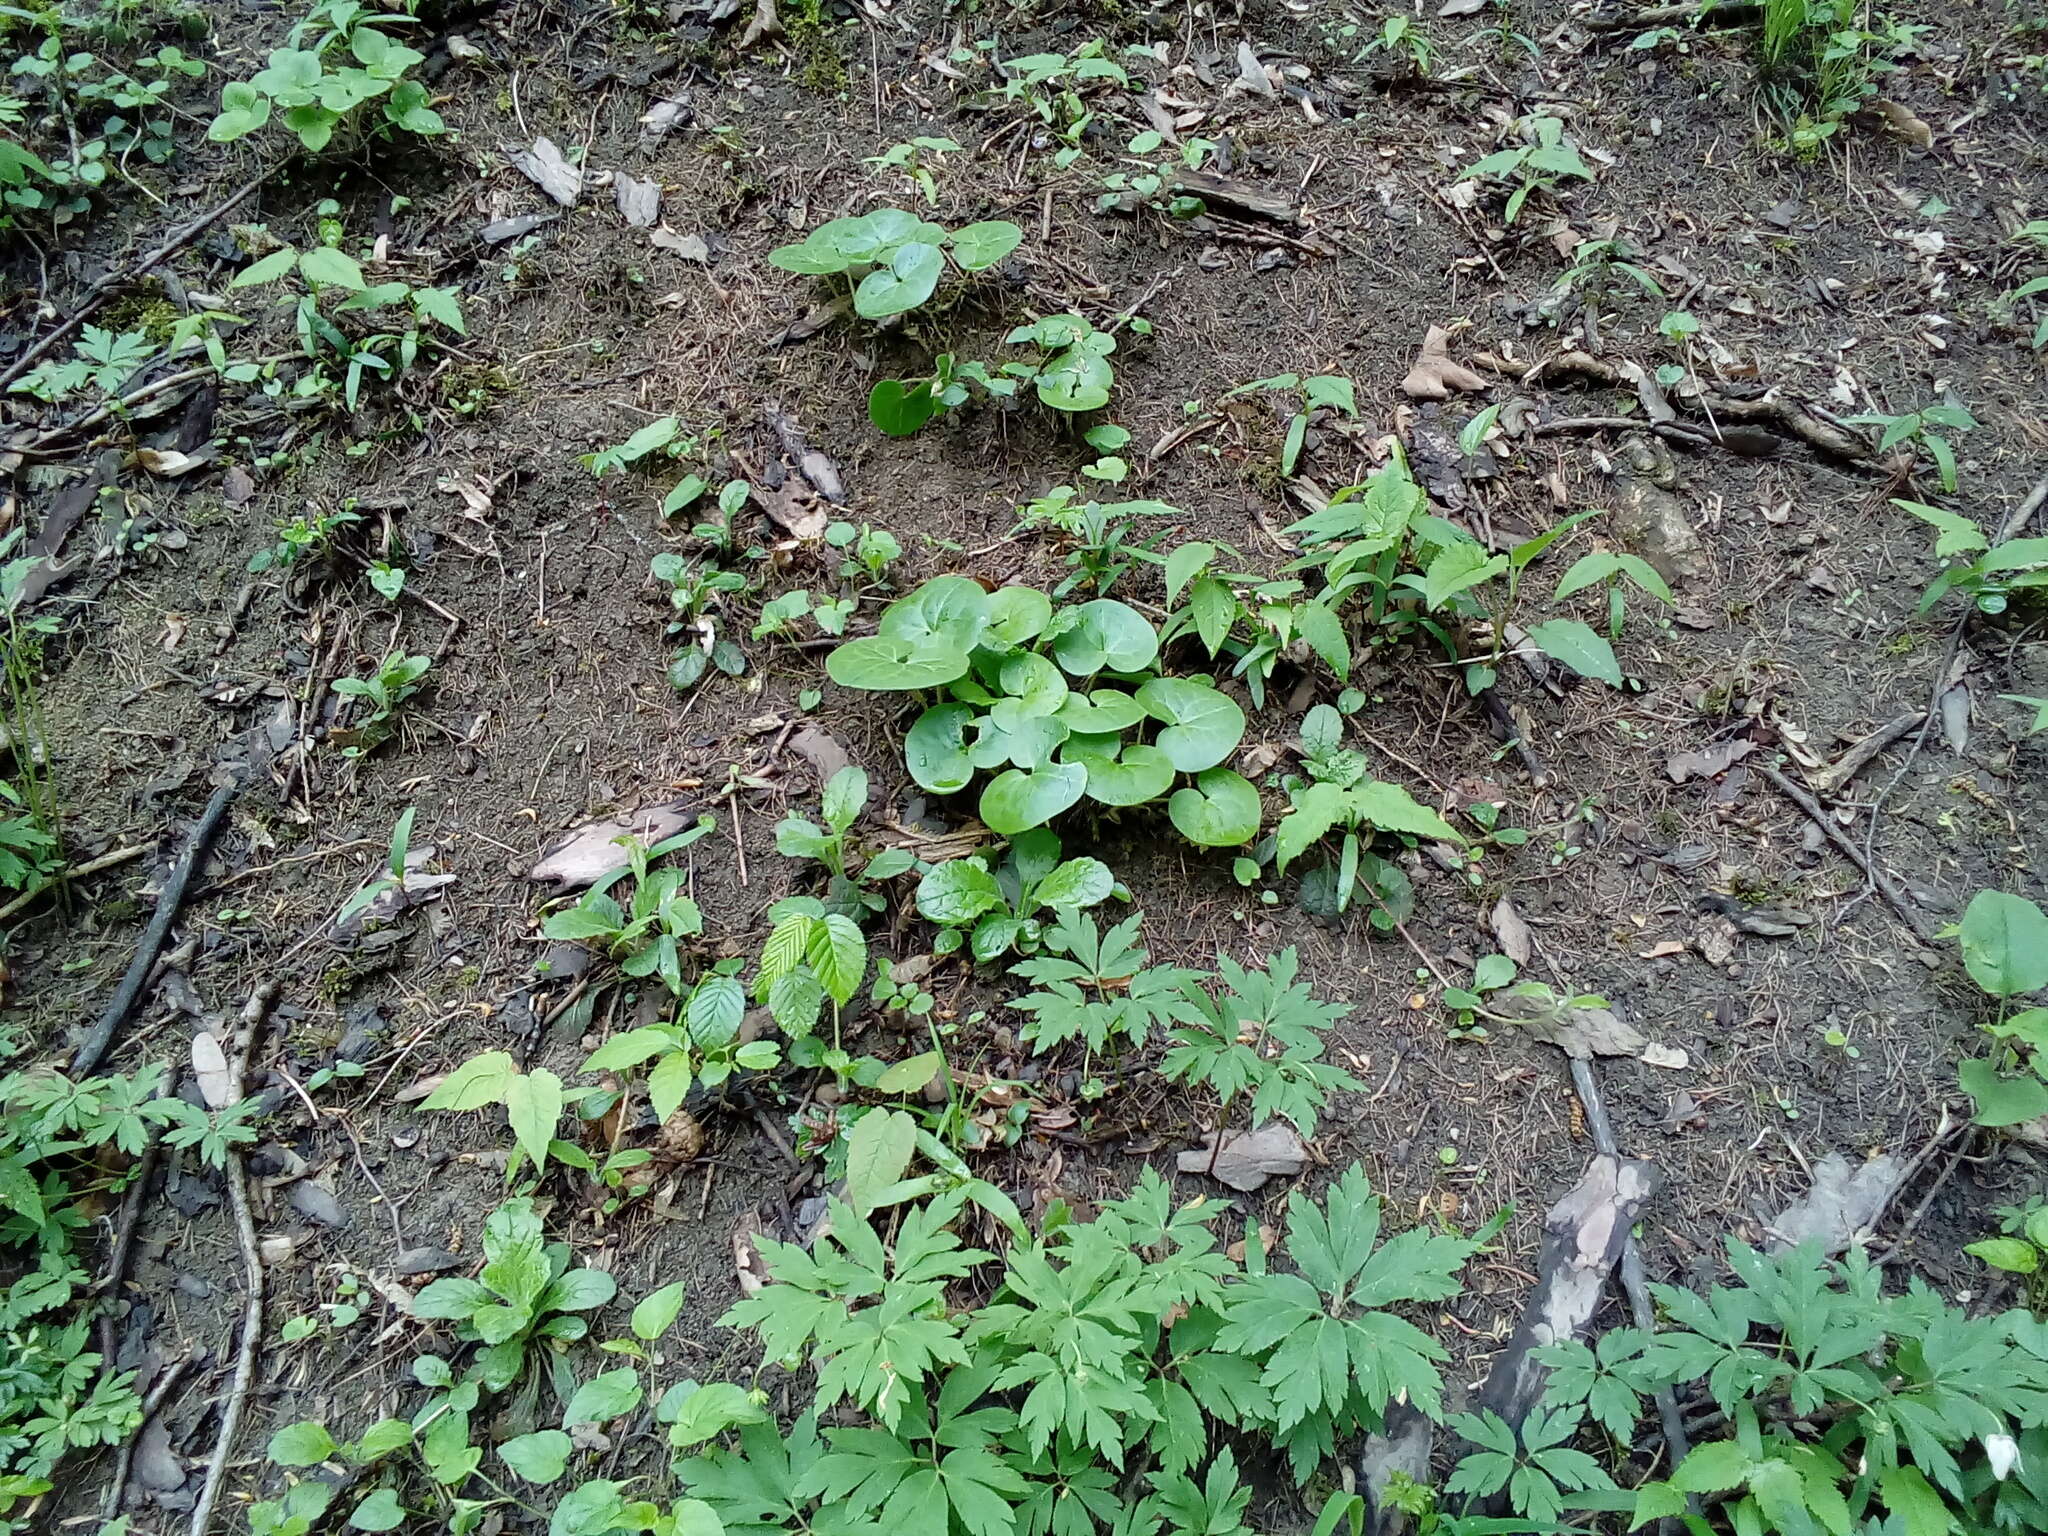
[970,702,1070,771]
[1036,346,1113,412]
[1056,688,1146,734]
[1000,652,1069,717]
[854,242,944,319]
[950,220,1023,271]
[986,585,1054,646]
[906,703,975,793]
[980,761,1086,834]
[869,379,937,437]
[841,209,940,263]
[1073,742,1174,806]
[826,634,967,690]
[1168,768,1261,846]
[880,575,990,651]
[767,234,848,275]
[1034,857,1114,910]
[1137,677,1246,772]
[1051,599,1158,676]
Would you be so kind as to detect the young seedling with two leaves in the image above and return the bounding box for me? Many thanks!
[1454,115,1592,224]
[770,208,1022,323]
[329,651,431,755]
[1219,372,1360,478]
[774,766,917,920]
[1896,499,2048,617]
[1848,401,1978,494]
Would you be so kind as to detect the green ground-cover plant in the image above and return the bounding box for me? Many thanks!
[1897,499,2048,616]
[1949,888,2048,1127]
[867,313,1132,437]
[248,503,362,573]
[771,208,1021,321]
[229,234,466,409]
[1454,115,1591,223]
[774,766,917,919]
[1757,0,1923,149]
[1592,1239,2048,1535]
[330,651,431,755]
[914,829,1114,963]
[868,353,1017,437]
[826,576,1260,847]
[864,135,961,204]
[1007,908,1197,1057]
[1219,372,1359,477]
[540,826,714,996]
[1160,947,1360,1146]
[1968,1200,2048,1311]
[652,552,750,692]
[1011,485,1173,598]
[996,38,1128,169]
[208,0,445,153]
[1849,402,1977,494]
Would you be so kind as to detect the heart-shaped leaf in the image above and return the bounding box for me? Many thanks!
[1071,741,1174,806]
[980,761,1086,833]
[854,241,944,318]
[1056,688,1147,734]
[986,586,1054,645]
[971,701,1070,770]
[949,219,1023,271]
[869,379,937,437]
[905,703,976,793]
[826,634,967,690]
[1036,341,1114,412]
[999,652,1069,716]
[1051,599,1158,676]
[916,859,1003,925]
[1137,677,1246,772]
[880,576,990,651]
[1168,768,1261,846]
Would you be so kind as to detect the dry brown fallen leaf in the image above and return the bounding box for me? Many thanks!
[1869,99,1933,149]
[509,136,582,207]
[613,174,660,228]
[1402,326,1489,400]
[190,1031,235,1109]
[1666,738,1758,784]
[732,1211,772,1297]
[1490,896,1533,965]
[1177,1122,1306,1192]
[1493,987,1690,1068]
[528,801,698,887]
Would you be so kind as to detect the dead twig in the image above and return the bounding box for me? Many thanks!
[0,841,148,925]
[1566,1057,1692,1475]
[0,167,279,394]
[71,778,244,1077]
[1757,762,1935,943]
[188,982,279,1536]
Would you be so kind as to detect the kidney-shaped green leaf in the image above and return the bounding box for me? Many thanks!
[826,634,967,691]
[881,575,990,651]
[1071,741,1174,806]
[905,703,976,793]
[950,219,1023,271]
[1137,677,1246,772]
[980,760,1086,834]
[1057,688,1146,734]
[855,241,944,319]
[1168,768,1261,847]
[986,586,1053,646]
[1052,599,1158,676]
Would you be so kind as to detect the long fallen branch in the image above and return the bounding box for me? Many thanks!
[188,982,279,1536]
[71,778,241,1078]
[1756,761,1935,944]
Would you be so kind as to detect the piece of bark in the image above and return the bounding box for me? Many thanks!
[1476,1154,1659,1427]
[1172,169,1299,224]
[1810,712,1925,795]
[1766,1151,1905,1256]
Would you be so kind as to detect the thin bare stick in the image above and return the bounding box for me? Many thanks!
[1757,762,1934,943]
[105,1354,194,1515]
[0,842,148,925]
[188,982,279,1536]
